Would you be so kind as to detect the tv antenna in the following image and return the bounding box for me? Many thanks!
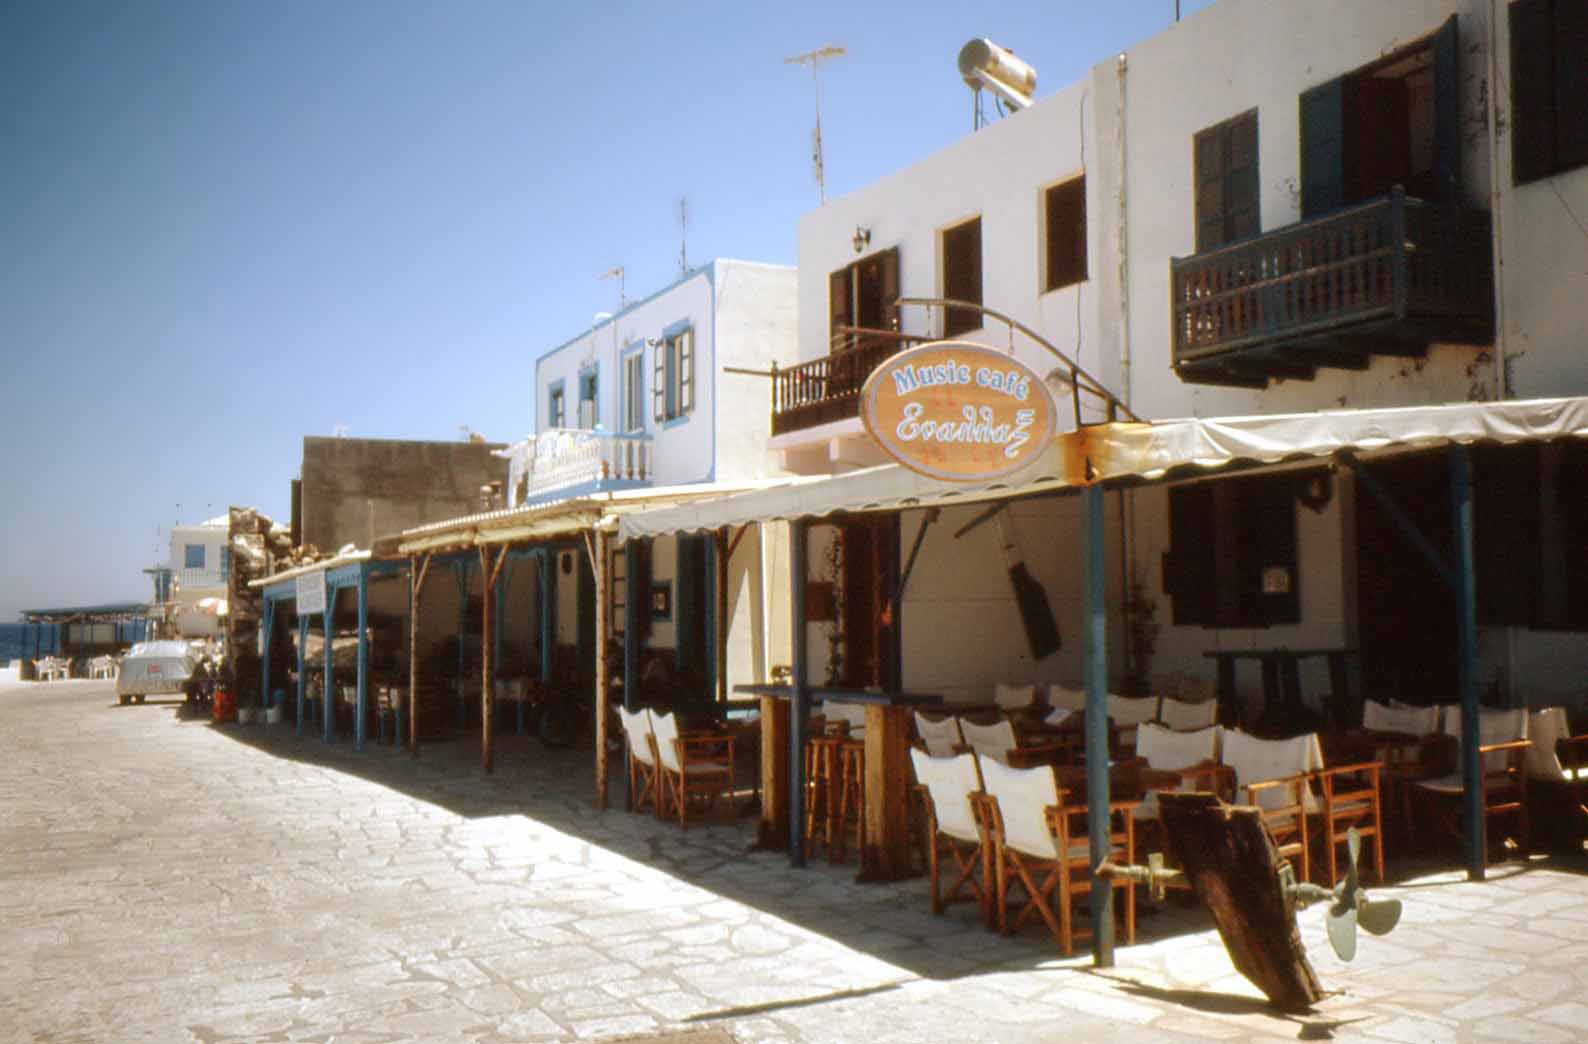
[677,197,689,277]
[785,44,845,204]
[599,266,626,311]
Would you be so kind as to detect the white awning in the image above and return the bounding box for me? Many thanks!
[617,396,1588,540]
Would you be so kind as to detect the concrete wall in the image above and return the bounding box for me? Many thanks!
[533,260,796,489]
[299,437,507,554]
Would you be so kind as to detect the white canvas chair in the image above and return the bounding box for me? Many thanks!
[910,749,989,919]
[1220,729,1324,881]
[823,701,867,737]
[914,712,964,758]
[1106,693,1158,754]
[618,706,659,814]
[977,754,1136,955]
[1362,700,1439,737]
[995,682,1039,713]
[1527,706,1588,847]
[961,718,1020,764]
[1157,697,1218,732]
[1045,684,1087,721]
[1131,723,1226,822]
[1411,707,1530,864]
[651,709,735,830]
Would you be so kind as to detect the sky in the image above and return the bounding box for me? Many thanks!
[0,0,1214,620]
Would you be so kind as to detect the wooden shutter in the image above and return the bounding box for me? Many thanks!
[1226,113,1259,242]
[1300,79,1345,217]
[678,329,694,414]
[1194,125,1228,252]
[1431,14,1462,205]
[879,246,901,331]
[829,268,851,339]
[1510,0,1555,185]
[653,345,665,422]
[942,218,982,337]
[1555,0,1588,172]
[1165,484,1217,626]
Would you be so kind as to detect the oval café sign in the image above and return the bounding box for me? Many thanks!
[860,341,1056,482]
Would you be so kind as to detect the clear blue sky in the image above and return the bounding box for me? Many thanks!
[0,0,1211,619]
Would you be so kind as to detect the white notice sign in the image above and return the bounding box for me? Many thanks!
[296,571,327,616]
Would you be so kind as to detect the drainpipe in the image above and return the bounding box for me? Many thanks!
[1486,0,1518,701]
[1114,53,1136,682]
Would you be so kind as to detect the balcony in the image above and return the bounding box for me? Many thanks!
[178,567,225,592]
[771,328,928,436]
[1171,189,1493,388]
[512,429,653,507]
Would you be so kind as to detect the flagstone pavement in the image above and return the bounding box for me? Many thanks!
[2,674,1586,1043]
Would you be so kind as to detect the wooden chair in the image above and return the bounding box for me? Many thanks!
[651,709,735,830]
[1127,723,1229,857]
[978,754,1137,955]
[1220,729,1323,883]
[1157,696,1218,732]
[617,706,659,814]
[914,712,963,757]
[1315,758,1385,886]
[1348,700,1441,841]
[910,749,990,921]
[1526,707,1588,849]
[1105,693,1159,756]
[995,682,1040,717]
[1409,706,1530,865]
[960,717,1068,769]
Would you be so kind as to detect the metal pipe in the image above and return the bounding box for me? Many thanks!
[1450,446,1485,881]
[788,518,809,867]
[1082,484,1115,966]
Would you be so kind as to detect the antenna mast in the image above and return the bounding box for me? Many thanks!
[599,266,626,311]
[785,44,845,204]
[678,197,689,277]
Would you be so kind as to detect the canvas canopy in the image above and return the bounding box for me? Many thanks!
[616,395,1588,540]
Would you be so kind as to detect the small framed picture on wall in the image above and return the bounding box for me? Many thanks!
[651,582,672,620]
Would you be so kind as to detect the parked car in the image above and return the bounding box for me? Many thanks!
[115,641,196,705]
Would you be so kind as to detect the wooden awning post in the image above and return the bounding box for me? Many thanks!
[260,599,273,714]
[592,530,611,809]
[1082,483,1115,967]
[409,553,433,756]
[788,518,810,868]
[322,593,335,744]
[481,546,508,774]
[454,559,472,731]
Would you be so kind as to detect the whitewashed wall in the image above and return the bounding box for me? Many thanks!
[713,261,799,480]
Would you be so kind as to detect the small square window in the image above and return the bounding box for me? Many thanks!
[1043,177,1087,292]
[941,217,982,337]
[184,544,205,570]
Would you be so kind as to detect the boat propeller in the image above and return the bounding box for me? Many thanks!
[1285,828,1403,961]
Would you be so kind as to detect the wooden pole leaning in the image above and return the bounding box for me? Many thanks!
[481,546,509,774]
[408,553,433,757]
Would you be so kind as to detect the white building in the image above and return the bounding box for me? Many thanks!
[169,516,229,638]
[770,0,1588,711]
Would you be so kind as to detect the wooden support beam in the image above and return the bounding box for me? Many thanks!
[715,528,729,702]
[480,546,507,774]
[408,553,431,756]
[593,530,611,809]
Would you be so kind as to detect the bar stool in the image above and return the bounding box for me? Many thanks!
[804,731,843,860]
[836,737,867,862]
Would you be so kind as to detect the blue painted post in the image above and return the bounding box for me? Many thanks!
[260,598,272,713]
[1082,483,1115,967]
[788,519,809,868]
[323,601,334,744]
[296,614,308,737]
[1449,446,1484,881]
[355,573,368,752]
[540,549,556,690]
[623,543,639,712]
[494,559,507,735]
[455,559,471,731]
[519,554,534,736]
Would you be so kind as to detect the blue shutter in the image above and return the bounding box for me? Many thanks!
[1432,14,1461,205]
[1300,78,1345,218]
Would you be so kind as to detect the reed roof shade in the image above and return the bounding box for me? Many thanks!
[616,396,1588,540]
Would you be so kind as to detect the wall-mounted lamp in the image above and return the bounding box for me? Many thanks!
[852,225,871,254]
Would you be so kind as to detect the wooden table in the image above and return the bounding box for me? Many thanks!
[734,684,794,851]
[815,687,943,883]
[1203,647,1359,730]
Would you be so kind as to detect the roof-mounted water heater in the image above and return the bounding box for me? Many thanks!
[958,38,1036,129]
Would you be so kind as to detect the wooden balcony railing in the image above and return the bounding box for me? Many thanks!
[770,328,928,436]
[1171,188,1492,386]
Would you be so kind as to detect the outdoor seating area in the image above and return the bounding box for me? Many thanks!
[33,656,70,682]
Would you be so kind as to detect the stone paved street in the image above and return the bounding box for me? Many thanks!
[4,673,1588,1043]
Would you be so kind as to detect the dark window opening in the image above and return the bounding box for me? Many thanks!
[1163,473,1301,628]
[941,217,983,337]
[829,247,900,350]
[1044,176,1087,292]
[1301,16,1460,216]
[1510,0,1588,185]
[1194,111,1259,251]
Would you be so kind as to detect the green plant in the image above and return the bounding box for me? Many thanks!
[1121,570,1160,698]
[823,526,844,686]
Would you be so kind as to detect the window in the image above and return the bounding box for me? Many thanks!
[622,350,645,432]
[219,546,230,580]
[547,383,565,429]
[1043,176,1087,292]
[1162,473,1300,628]
[184,544,206,569]
[1510,0,1588,185]
[940,216,983,337]
[578,370,598,429]
[829,247,900,345]
[1193,111,1259,251]
[653,328,694,423]
[1300,17,1459,216]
